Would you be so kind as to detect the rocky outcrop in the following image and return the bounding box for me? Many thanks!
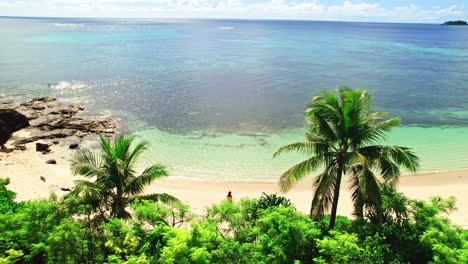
[69,143,79,149]
[0,97,118,148]
[0,109,30,146]
[36,143,50,153]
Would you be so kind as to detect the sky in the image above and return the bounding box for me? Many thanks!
[0,0,466,23]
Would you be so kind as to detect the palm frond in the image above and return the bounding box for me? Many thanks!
[349,173,364,219]
[369,112,388,121]
[114,134,134,161]
[71,180,106,208]
[306,90,344,142]
[310,164,337,220]
[71,149,103,177]
[278,156,323,192]
[363,117,401,145]
[349,159,382,221]
[98,133,114,159]
[386,146,420,172]
[378,156,401,185]
[273,142,318,158]
[125,164,169,195]
[125,140,149,172]
[308,114,339,143]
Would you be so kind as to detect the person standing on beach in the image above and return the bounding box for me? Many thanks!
[227,191,232,202]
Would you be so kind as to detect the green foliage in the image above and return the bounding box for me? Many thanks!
[314,231,363,263]
[0,141,465,264]
[103,219,144,262]
[69,134,177,219]
[0,249,23,264]
[132,199,192,227]
[0,185,467,264]
[274,88,419,229]
[46,219,89,263]
[0,178,21,214]
[0,196,89,263]
[257,192,292,209]
[251,206,320,263]
[139,225,171,262]
[157,201,320,264]
[443,20,468,25]
[414,197,467,264]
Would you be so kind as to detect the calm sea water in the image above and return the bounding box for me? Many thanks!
[1,17,468,180]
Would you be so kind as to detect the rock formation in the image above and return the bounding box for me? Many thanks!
[0,109,30,146]
[0,97,118,148]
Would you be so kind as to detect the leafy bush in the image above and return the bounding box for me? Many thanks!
[0,178,21,214]
[0,180,466,263]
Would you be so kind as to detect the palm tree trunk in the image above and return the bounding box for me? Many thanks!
[329,162,344,229]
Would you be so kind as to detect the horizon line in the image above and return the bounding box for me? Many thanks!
[0,15,446,25]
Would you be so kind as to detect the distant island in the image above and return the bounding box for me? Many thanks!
[442,20,468,25]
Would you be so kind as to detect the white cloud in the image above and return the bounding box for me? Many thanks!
[0,0,465,23]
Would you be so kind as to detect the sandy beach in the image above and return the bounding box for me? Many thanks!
[1,133,467,228]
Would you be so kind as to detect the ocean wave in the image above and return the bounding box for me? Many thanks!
[217,26,235,30]
[48,81,88,91]
[48,23,84,28]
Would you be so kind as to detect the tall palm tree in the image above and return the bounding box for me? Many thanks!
[70,134,177,219]
[274,88,419,229]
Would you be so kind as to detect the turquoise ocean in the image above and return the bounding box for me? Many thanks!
[1,17,468,181]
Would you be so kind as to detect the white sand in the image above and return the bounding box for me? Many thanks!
[1,132,467,228]
[148,171,468,228]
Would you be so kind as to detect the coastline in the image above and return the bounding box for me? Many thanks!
[1,97,466,228]
[1,136,467,227]
[148,170,468,228]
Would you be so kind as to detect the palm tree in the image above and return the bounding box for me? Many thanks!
[70,134,177,219]
[274,88,419,229]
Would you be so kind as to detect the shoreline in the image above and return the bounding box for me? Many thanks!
[1,96,467,228]
[148,170,468,227]
[1,137,466,227]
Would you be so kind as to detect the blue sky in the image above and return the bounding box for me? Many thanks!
[0,0,466,23]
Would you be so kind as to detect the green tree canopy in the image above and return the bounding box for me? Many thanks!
[274,88,419,229]
[70,134,178,219]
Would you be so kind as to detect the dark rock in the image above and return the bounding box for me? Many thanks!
[20,101,33,107]
[40,176,46,182]
[14,145,27,151]
[0,109,30,146]
[53,140,59,145]
[32,105,46,110]
[32,97,57,103]
[46,159,57,164]
[60,187,72,192]
[59,109,78,117]
[0,147,14,153]
[36,143,50,152]
[40,129,77,139]
[69,143,79,149]
[24,112,40,120]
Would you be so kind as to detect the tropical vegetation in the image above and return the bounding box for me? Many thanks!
[442,20,467,25]
[0,88,467,263]
[0,181,467,263]
[70,134,177,220]
[274,88,419,229]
